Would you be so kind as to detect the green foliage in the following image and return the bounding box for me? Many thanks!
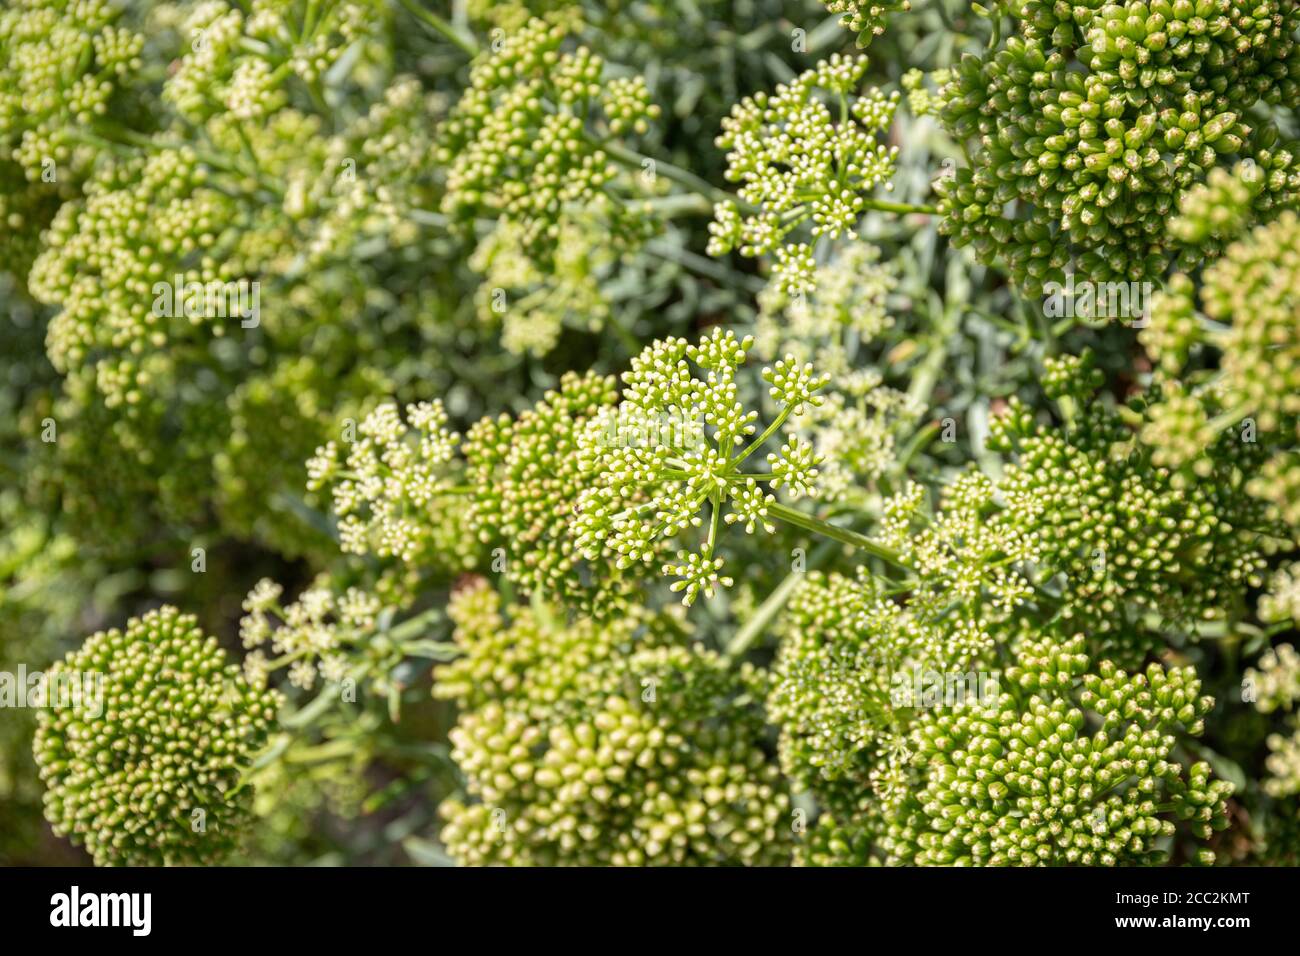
[5,0,1300,871]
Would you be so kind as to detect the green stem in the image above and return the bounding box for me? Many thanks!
[233,121,261,173]
[706,495,722,552]
[732,405,793,468]
[70,123,284,197]
[767,501,909,570]
[863,197,940,215]
[1025,296,1057,355]
[1204,403,1254,435]
[280,686,340,729]
[396,0,479,56]
[282,739,357,764]
[264,649,309,670]
[907,333,951,410]
[301,0,322,41]
[387,606,443,644]
[630,193,715,217]
[895,420,940,475]
[401,639,461,660]
[643,237,766,292]
[602,141,742,210]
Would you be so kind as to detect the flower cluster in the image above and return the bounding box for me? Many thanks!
[338,328,833,611]
[1259,563,1300,625]
[435,15,660,261]
[433,579,794,865]
[572,329,830,605]
[753,242,896,372]
[768,472,1054,863]
[0,0,147,175]
[32,607,281,866]
[875,472,1042,621]
[768,570,951,841]
[468,217,619,357]
[463,370,627,611]
[0,161,63,287]
[1168,161,1266,247]
[431,15,664,355]
[165,0,376,122]
[753,243,920,499]
[709,55,901,293]
[0,491,109,860]
[1245,644,1300,798]
[900,67,950,119]
[771,576,1233,865]
[794,385,922,501]
[239,577,402,695]
[1139,209,1300,527]
[1248,644,1300,715]
[1260,730,1300,799]
[990,354,1269,638]
[879,635,1233,865]
[306,400,477,575]
[1196,210,1300,430]
[32,75,434,407]
[24,53,446,551]
[32,143,246,401]
[937,0,1300,288]
[823,0,913,47]
[0,0,152,279]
